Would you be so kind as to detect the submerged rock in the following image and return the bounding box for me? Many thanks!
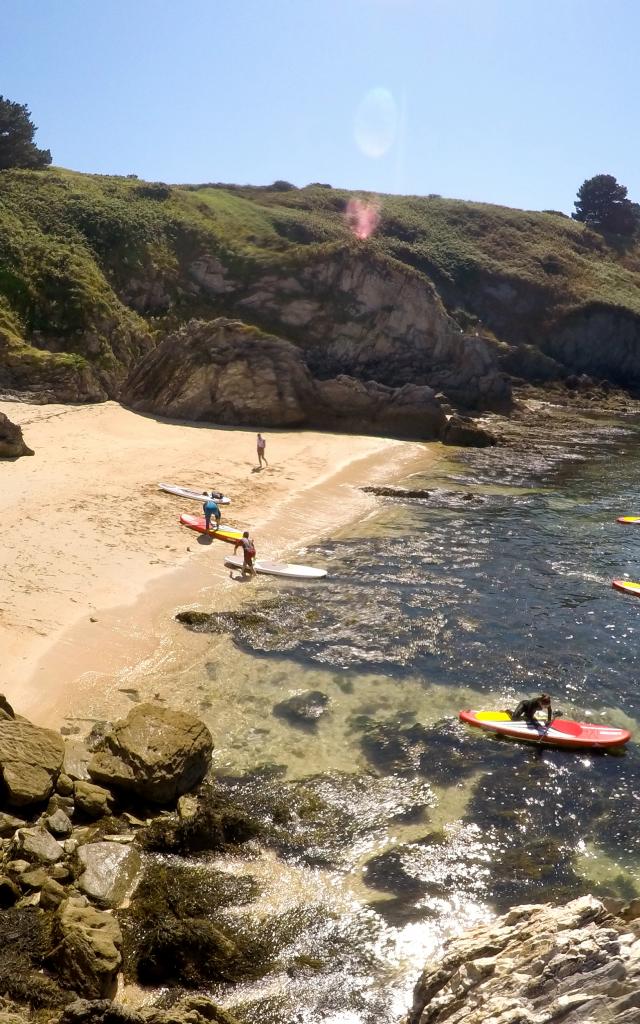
[59,996,242,1024]
[273,690,330,728]
[137,784,258,855]
[408,895,640,1024]
[88,704,213,805]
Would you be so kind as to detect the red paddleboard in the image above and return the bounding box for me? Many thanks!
[180,514,246,545]
[459,709,630,750]
[612,580,640,598]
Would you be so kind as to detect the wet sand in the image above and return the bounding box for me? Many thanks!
[0,400,434,728]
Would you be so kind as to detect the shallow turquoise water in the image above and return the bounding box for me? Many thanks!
[169,408,640,1023]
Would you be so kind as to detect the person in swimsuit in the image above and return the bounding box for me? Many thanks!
[234,531,256,577]
[511,693,552,727]
[202,494,221,532]
[257,433,268,468]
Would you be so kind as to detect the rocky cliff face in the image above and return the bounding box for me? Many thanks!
[236,252,511,411]
[122,318,448,440]
[408,895,640,1024]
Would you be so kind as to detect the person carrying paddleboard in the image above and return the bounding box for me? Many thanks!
[257,433,268,468]
[511,693,553,727]
[234,531,256,577]
[202,494,221,532]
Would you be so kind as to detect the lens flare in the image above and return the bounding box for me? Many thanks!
[354,86,397,158]
[345,197,381,240]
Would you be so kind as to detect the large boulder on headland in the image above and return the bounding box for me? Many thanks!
[122,318,448,440]
[0,719,65,806]
[0,411,34,458]
[88,704,213,804]
[122,318,316,426]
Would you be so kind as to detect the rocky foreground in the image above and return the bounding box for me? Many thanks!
[1,691,639,1024]
[407,895,640,1024]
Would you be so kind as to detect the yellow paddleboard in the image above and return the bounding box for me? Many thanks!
[612,579,640,597]
[617,517,640,524]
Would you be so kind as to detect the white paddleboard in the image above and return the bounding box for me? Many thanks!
[224,555,327,580]
[159,483,231,505]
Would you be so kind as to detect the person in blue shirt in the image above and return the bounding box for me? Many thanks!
[202,493,221,532]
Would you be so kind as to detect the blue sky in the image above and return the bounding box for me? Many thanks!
[3,0,639,211]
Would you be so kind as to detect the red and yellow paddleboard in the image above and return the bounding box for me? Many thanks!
[612,579,640,598]
[459,710,631,750]
[179,513,245,544]
[617,516,640,524]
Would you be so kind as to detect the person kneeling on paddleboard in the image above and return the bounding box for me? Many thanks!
[202,494,221,532]
[234,531,256,577]
[511,693,552,728]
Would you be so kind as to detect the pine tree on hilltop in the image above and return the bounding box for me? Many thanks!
[573,174,637,236]
[0,96,52,171]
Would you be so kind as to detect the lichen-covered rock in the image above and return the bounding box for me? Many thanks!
[0,720,64,806]
[88,703,213,805]
[0,412,33,459]
[52,898,122,999]
[76,842,141,908]
[408,895,640,1024]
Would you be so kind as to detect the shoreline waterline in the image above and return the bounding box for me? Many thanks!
[0,399,441,729]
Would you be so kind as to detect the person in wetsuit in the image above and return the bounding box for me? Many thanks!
[512,693,552,726]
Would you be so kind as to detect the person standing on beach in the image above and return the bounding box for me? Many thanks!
[257,433,268,468]
[234,531,256,577]
[202,493,221,533]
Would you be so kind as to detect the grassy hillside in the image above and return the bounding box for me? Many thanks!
[1,167,640,396]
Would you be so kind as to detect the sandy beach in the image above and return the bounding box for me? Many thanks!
[0,400,429,729]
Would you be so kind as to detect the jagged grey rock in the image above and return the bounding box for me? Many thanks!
[0,719,65,805]
[12,826,64,864]
[88,703,213,804]
[408,895,640,1024]
[45,808,73,837]
[52,898,123,999]
[76,841,141,907]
